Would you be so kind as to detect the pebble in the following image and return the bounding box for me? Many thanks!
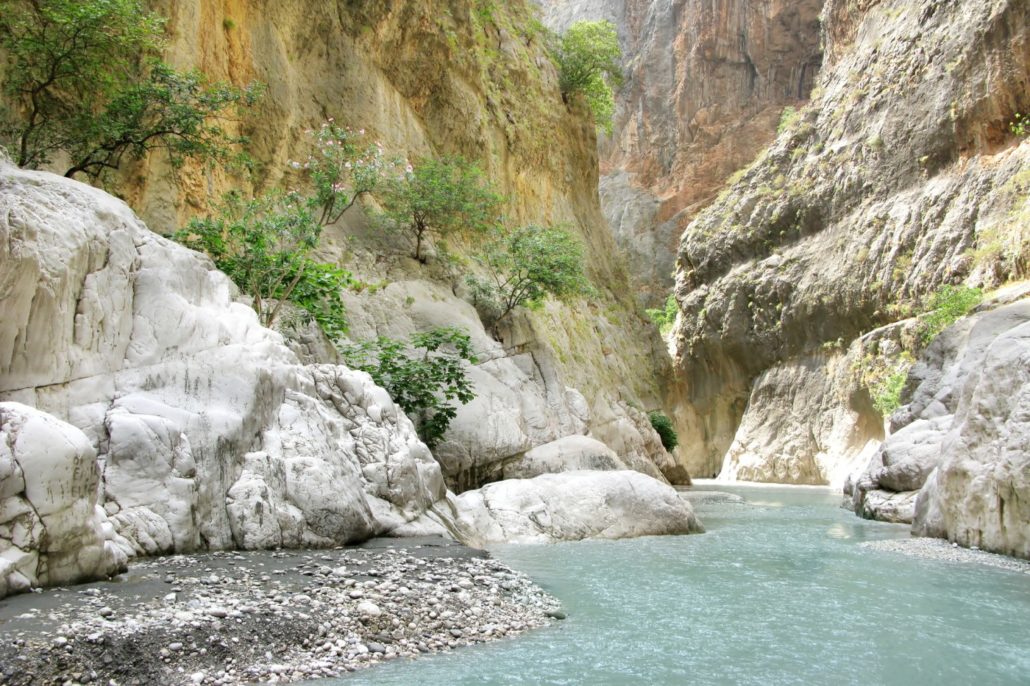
[0,545,562,686]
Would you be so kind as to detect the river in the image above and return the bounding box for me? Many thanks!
[324,483,1030,685]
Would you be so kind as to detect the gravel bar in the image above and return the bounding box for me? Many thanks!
[861,537,1030,574]
[0,537,561,685]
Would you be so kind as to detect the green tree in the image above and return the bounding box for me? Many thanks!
[0,0,259,181]
[174,190,354,340]
[555,20,623,134]
[377,155,502,262]
[342,328,478,448]
[298,121,397,226]
[645,293,679,334]
[648,411,678,452]
[466,225,593,327]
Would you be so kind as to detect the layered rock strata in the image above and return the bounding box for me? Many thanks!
[672,0,1030,481]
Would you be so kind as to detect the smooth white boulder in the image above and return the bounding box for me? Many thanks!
[0,161,448,563]
[501,435,626,479]
[0,403,127,597]
[450,470,703,546]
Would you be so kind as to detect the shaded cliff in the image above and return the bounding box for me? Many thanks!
[540,0,824,306]
[671,0,1030,479]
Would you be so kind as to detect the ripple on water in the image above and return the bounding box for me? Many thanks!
[318,484,1030,686]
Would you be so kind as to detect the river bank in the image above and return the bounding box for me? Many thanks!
[0,537,559,685]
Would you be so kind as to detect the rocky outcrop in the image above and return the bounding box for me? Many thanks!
[540,0,824,306]
[447,470,703,546]
[672,0,1030,480]
[0,161,448,579]
[117,0,677,489]
[847,290,1030,558]
[0,403,128,597]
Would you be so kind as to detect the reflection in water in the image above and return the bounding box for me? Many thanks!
[322,484,1030,686]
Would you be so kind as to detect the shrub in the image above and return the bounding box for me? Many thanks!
[1011,113,1028,137]
[854,350,914,419]
[0,0,259,181]
[377,155,502,262]
[174,190,355,338]
[298,121,397,226]
[466,225,592,327]
[777,106,800,134]
[341,328,477,447]
[919,284,983,344]
[645,294,678,334]
[555,20,623,134]
[648,411,678,451]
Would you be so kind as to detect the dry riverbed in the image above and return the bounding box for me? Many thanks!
[0,537,561,685]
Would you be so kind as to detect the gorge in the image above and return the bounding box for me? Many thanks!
[1,0,1028,684]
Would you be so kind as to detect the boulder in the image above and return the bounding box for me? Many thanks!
[449,470,704,546]
[0,161,447,561]
[501,436,625,480]
[0,403,128,597]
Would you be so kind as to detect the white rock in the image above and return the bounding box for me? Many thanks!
[451,470,704,546]
[356,601,382,617]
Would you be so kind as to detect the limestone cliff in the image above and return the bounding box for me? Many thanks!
[539,0,824,306]
[671,0,1030,481]
[111,0,676,488]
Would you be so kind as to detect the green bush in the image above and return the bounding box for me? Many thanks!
[174,190,354,339]
[648,411,678,452]
[870,367,909,418]
[0,0,259,181]
[777,106,800,134]
[341,328,477,448]
[555,20,623,135]
[466,225,592,327]
[1011,113,1028,137]
[645,294,678,334]
[377,155,502,262]
[919,284,983,344]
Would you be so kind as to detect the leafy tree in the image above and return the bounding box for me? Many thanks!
[645,294,679,334]
[378,155,502,262]
[919,284,983,344]
[466,225,593,327]
[297,120,397,226]
[648,411,678,451]
[341,328,478,448]
[555,20,623,134]
[174,190,355,339]
[0,0,259,181]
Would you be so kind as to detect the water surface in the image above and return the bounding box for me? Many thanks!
[326,484,1030,685]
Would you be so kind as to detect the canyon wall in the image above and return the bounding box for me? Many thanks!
[113,0,678,489]
[671,0,1030,480]
[540,0,824,306]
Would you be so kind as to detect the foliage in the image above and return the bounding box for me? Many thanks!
[646,294,679,335]
[0,0,259,181]
[855,350,914,419]
[554,20,623,134]
[377,155,502,262]
[777,106,800,134]
[1010,113,1028,137]
[174,190,355,337]
[466,225,592,326]
[295,121,398,226]
[919,284,983,344]
[648,411,678,452]
[341,328,478,448]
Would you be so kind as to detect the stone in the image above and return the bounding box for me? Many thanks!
[451,470,704,546]
[500,436,626,480]
[0,403,128,599]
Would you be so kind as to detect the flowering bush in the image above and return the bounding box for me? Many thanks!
[290,121,400,226]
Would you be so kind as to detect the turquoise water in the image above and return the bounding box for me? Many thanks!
[327,484,1030,685]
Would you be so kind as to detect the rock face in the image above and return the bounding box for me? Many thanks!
[671,0,1030,480]
[540,0,824,306]
[450,470,703,546]
[116,0,677,489]
[0,403,128,597]
[0,161,448,577]
[848,292,1030,558]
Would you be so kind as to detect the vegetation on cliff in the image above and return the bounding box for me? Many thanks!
[0,0,258,181]
[555,20,623,134]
